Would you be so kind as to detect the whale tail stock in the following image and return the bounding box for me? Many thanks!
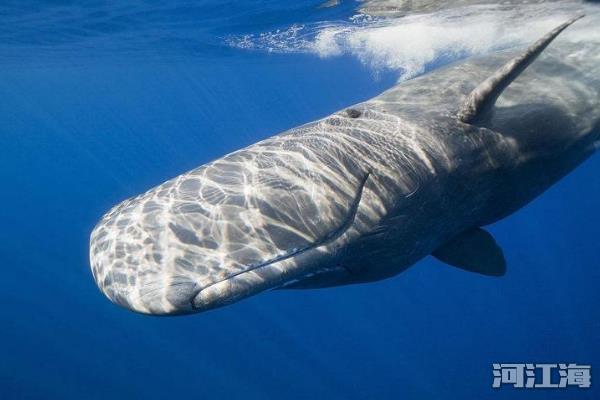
[457,15,585,124]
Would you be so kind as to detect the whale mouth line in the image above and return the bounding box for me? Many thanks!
[190,171,371,310]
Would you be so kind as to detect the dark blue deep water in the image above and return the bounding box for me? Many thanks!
[0,1,598,399]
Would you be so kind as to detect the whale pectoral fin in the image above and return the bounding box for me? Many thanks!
[432,228,506,276]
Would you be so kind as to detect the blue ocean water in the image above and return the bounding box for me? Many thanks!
[0,1,598,399]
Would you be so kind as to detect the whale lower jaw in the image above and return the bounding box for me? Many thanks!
[191,266,273,312]
[191,249,331,312]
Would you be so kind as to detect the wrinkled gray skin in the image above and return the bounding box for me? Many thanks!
[90,26,599,315]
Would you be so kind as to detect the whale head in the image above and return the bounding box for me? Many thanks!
[90,132,370,315]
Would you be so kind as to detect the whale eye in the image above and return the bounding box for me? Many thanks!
[345,108,361,118]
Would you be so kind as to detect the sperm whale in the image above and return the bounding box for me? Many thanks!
[90,16,599,315]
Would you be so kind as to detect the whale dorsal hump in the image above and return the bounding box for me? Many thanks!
[457,15,584,124]
[433,227,506,276]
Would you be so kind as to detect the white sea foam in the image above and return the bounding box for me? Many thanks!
[226,1,599,80]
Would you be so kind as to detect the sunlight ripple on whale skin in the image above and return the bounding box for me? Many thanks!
[90,16,599,315]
